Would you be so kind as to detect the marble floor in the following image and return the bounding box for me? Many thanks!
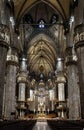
[32,121,51,130]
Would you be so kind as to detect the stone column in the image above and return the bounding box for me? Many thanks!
[66,47,81,119]
[0,24,10,119]
[45,92,50,113]
[34,94,38,114]
[3,47,18,120]
[26,76,31,114]
[0,0,11,119]
[74,0,84,118]
[17,56,27,118]
[65,11,81,119]
[26,84,30,99]
[56,58,66,119]
[0,0,6,25]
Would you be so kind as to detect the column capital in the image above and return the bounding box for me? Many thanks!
[65,47,78,65]
[0,24,10,47]
[6,47,19,66]
[56,75,66,83]
[17,72,28,84]
[74,24,84,48]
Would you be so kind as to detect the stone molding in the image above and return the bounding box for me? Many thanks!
[74,32,84,45]
[65,47,78,65]
[6,54,19,66]
[56,76,66,83]
[17,72,28,83]
[0,24,10,47]
[74,24,84,47]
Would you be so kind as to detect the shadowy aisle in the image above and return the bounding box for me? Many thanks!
[32,121,51,130]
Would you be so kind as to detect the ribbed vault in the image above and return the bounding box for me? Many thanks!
[13,0,70,26]
[27,34,57,77]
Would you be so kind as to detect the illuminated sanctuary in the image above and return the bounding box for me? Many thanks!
[0,0,84,130]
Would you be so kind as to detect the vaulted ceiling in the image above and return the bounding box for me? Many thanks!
[12,0,70,79]
[27,34,57,76]
[13,0,70,25]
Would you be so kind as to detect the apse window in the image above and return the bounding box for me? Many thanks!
[39,20,45,28]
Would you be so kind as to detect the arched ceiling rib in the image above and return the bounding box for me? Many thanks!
[30,57,54,75]
[28,49,55,67]
[13,0,68,79]
[27,34,57,76]
[28,39,56,60]
[13,0,70,25]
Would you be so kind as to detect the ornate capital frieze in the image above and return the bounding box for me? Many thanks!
[65,47,78,65]
[74,24,84,47]
[56,75,66,83]
[6,54,18,66]
[0,24,10,47]
[74,32,84,45]
[17,72,27,83]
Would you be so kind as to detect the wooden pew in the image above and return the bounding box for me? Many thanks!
[47,119,84,130]
[0,119,36,130]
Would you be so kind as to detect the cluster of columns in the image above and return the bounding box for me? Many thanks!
[0,0,28,120]
[65,0,84,119]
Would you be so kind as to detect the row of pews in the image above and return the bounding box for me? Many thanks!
[47,119,84,130]
[0,119,36,130]
[1,119,84,130]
